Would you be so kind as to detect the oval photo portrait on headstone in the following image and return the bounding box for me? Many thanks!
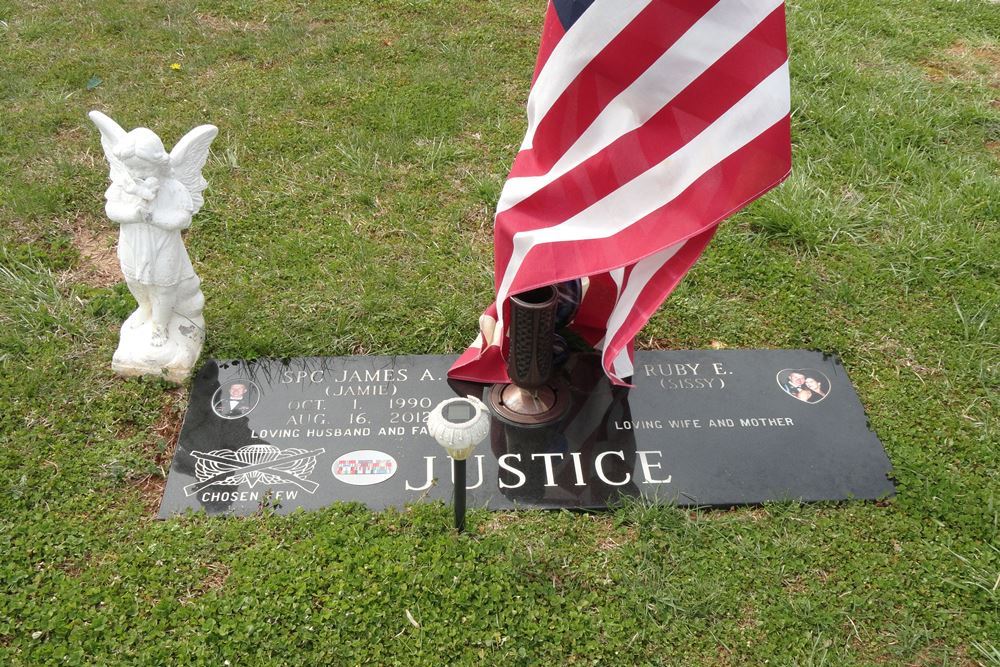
[211,379,261,419]
[776,369,831,404]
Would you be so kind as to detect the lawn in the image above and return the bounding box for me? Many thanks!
[1,0,997,664]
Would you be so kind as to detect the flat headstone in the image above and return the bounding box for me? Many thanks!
[158,350,895,518]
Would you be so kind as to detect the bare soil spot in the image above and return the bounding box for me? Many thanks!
[306,19,334,33]
[478,512,524,534]
[783,569,832,595]
[685,506,763,522]
[740,507,772,522]
[921,62,954,83]
[55,124,85,140]
[946,42,1000,78]
[782,574,808,594]
[590,515,636,551]
[715,644,734,666]
[56,559,86,577]
[179,562,231,604]
[131,387,186,515]
[596,530,635,551]
[195,13,270,34]
[150,387,186,468]
[477,512,556,538]
[638,335,683,350]
[922,41,1000,87]
[859,335,942,382]
[908,641,977,667]
[459,205,493,247]
[62,215,119,288]
[134,474,167,516]
[737,603,759,632]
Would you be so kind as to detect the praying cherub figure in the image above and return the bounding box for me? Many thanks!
[89,110,218,381]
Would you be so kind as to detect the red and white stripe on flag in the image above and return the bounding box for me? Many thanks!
[448,0,792,386]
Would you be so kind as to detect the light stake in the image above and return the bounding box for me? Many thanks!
[427,396,490,533]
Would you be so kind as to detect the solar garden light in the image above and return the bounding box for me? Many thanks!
[427,395,491,533]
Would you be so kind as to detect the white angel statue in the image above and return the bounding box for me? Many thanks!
[89,110,218,382]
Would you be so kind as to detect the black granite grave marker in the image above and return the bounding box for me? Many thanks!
[158,350,895,517]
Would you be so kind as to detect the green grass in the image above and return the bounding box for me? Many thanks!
[1,0,998,664]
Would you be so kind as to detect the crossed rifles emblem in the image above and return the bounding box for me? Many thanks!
[184,446,326,497]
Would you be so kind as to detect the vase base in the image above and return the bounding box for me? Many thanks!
[488,380,570,426]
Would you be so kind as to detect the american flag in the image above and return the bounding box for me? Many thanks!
[448,0,792,385]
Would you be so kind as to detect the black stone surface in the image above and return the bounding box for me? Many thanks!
[158,351,895,517]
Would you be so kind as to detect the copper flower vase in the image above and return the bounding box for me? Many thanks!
[489,286,569,425]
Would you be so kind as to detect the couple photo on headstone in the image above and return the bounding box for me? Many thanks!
[777,369,830,404]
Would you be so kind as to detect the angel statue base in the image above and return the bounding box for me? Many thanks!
[89,111,218,384]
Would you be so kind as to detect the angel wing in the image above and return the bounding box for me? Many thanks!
[88,110,129,186]
[169,124,218,215]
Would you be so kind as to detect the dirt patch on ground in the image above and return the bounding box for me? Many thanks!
[858,335,944,384]
[583,514,638,551]
[907,641,977,667]
[782,574,808,594]
[132,387,186,515]
[688,506,772,522]
[134,474,167,516]
[637,335,684,350]
[150,387,186,468]
[56,126,100,169]
[922,41,1000,87]
[196,12,270,34]
[479,513,520,534]
[946,42,1000,79]
[480,511,562,533]
[179,562,231,604]
[62,216,119,288]
[737,603,760,633]
[596,527,636,552]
